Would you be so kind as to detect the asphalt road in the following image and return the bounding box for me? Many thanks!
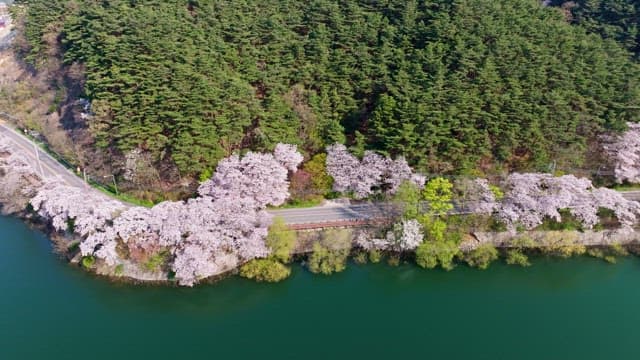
[268,203,400,224]
[0,121,87,188]
[3,119,640,226]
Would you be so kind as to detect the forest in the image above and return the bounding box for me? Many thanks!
[8,0,640,194]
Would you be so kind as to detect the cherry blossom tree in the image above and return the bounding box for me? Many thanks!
[31,181,126,236]
[273,143,304,172]
[20,144,302,285]
[458,178,498,214]
[198,143,303,209]
[496,173,640,231]
[325,144,360,193]
[0,137,44,213]
[602,122,640,184]
[393,219,424,251]
[326,144,425,199]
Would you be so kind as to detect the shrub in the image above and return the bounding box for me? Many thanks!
[240,259,291,282]
[67,241,80,253]
[587,244,629,264]
[387,254,401,267]
[353,251,368,265]
[539,231,586,258]
[506,249,531,267]
[114,264,124,276]
[308,243,349,275]
[368,249,382,263]
[464,244,499,270]
[81,256,95,269]
[415,240,459,270]
[144,250,170,271]
[266,217,296,263]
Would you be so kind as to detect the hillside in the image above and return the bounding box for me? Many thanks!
[549,0,640,58]
[5,0,640,196]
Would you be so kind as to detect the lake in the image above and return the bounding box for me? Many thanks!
[1,215,639,359]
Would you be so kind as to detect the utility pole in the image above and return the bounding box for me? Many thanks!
[105,174,118,195]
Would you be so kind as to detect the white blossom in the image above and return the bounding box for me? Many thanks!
[602,122,640,184]
[273,143,304,172]
[326,144,425,199]
[394,219,424,251]
[198,145,302,209]
[496,173,640,231]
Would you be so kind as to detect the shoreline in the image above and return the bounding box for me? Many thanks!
[3,127,640,285]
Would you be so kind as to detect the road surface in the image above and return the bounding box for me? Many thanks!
[0,120,87,188]
[2,119,640,227]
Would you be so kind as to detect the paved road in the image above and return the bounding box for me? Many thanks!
[3,119,640,226]
[0,120,87,188]
[269,203,400,224]
[271,191,640,225]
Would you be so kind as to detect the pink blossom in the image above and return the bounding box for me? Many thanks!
[602,123,640,184]
[274,143,304,172]
[326,144,425,198]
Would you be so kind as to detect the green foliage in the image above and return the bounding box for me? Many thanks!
[387,254,401,267]
[308,243,349,275]
[422,178,453,216]
[540,231,586,258]
[587,244,629,264]
[240,259,291,282]
[198,169,213,183]
[393,180,422,219]
[464,244,499,270]
[353,251,368,265]
[144,250,170,271]
[266,217,296,263]
[114,264,125,276]
[550,0,640,57]
[66,217,75,233]
[506,249,531,267]
[81,256,95,269]
[368,249,382,264]
[537,210,584,231]
[302,153,333,196]
[67,241,80,253]
[422,219,448,243]
[415,240,460,271]
[16,0,640,177]
[489,185,504,201]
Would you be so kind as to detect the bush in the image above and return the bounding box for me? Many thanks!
[506,249,531,267]
[387,254,401,267]
[67,241,80,253]
[308,243,349,275]
[537,210,583,231]
[240,259,291,282]
[81,256,95,269]
[114,264,124,276]
[353,251,368,265]
[540,231,586,258]
[464,244,499,269]
[143,250,170,271]
[266,217,296,263]
[587,244,629,264]
[415,240,459,270]
[368,249,382,263]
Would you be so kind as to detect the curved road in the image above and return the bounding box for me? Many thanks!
[0,119,86,188]
[2,120,640,227]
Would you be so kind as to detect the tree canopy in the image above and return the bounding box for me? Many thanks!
[14,0,640,179]
[549,0,640,58]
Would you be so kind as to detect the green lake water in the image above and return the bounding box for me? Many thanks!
[1,215,639,359]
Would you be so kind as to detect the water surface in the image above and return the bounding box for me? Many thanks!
[1,215,638,359]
